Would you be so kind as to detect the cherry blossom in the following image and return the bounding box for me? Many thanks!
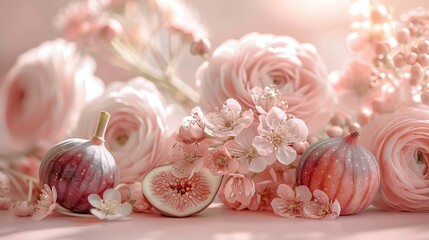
[88,188,132,220]
[250,86,288,115]
[224,127,275,173]
[253,107,308,165]
[223,174,255,205]
[178,106,206,144]
[205,98,254,138]
[170,141,208,178]
[206,146,238,175]
[271,184,312,218]
[304,189,341,220]
[32,184,57,221]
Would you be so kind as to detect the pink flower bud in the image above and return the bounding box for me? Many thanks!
[404,52,418,65]
[418,54,429,67]
[292,141,307,155]
[370,4,389,24]
[410,65,423,84]
[393,53,405,68]
[327,126,344,138]
[418,40,429,54]
[99,19,123,41]
[375,42,390,56]
[348,122,361,133]
[330,113,346,126]
[421,92,429,105]
[190,38,211,56]
[396,28,411,44]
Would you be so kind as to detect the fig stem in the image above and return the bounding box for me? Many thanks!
[92,111,110,144]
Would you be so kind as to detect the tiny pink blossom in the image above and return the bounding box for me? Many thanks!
[271,184,312,218]
[223,174,255,205]
[0,197,12,210]
[251,86,288,115]
[224,127,275,173]
[14,201,35,217]
[206,146,238,175]
[170,141,208,178]
[128,182,152,213]
[32,184,57,221]
[206,98,254,138]
[253,107,308,165]
[178,107,206,144]
[304,189,341,220]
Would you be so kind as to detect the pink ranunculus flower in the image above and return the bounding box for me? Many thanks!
[197,32,336,134]
[0,39,104,155]
[253,107,308,165]
[74,77,172,183]
[205,98,254,138]
[360,107,429,212]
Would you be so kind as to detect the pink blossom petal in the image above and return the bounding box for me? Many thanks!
[313,189,330,205]
[91,208,107,219]
[240,109,254,128]
[285,118,308,142]
[303,201,322,219]
[117,202,132,216]
[276,146,297,165]
[271,198,295,218]
[266,107,287,129]
[295,185,312,203]
[253,136,273,156]
[331,199,341,216]
[257,115,271,136]
[103,189,121,201]
[248,156,266,173]
[88,194,102,208]
[277,184,294,200]
[228,158,240,173]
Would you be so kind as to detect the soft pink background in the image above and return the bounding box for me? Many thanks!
[1,0,428,86]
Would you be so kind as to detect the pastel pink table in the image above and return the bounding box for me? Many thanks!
[1,203,428,240]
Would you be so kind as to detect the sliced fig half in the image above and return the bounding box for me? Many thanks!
[142,164,222,217]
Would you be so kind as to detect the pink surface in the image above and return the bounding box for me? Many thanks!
[1,203,428,240]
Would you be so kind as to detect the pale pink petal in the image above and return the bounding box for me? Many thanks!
[117,202,132,216]
[224,98,242,114]
[105,213,124,220]
[253,136,273,156]
[295,185,312,203]
[303,201,322,219]
[91,208,107,219]
[271,198,295,218]
[257,115,271,137]
[88,194,102,208]
[239,109,254,128]
[266,107,286,129]
[285,118,308,142]
[313,189,330,205]
[248,156,266,173]
[32,211,48,221]
[277,184,294,200]
[103,188,121,201]
[243,177,256,196]
[276,146,297,165]
[228,158,240,173]
[331,199,341,216]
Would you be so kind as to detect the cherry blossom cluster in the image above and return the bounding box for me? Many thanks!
[332,0,429,126]
[171,85,311,211]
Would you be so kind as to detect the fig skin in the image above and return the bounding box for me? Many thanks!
[39,112,119,213]
[142,164,222,218]
[296,132,380,215]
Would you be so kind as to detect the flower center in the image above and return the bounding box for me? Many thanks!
[246,148,257,161]
[99,199,120,215]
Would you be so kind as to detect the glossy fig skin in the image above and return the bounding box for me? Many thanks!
[296,133,380,215]
[40,138,119,213]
